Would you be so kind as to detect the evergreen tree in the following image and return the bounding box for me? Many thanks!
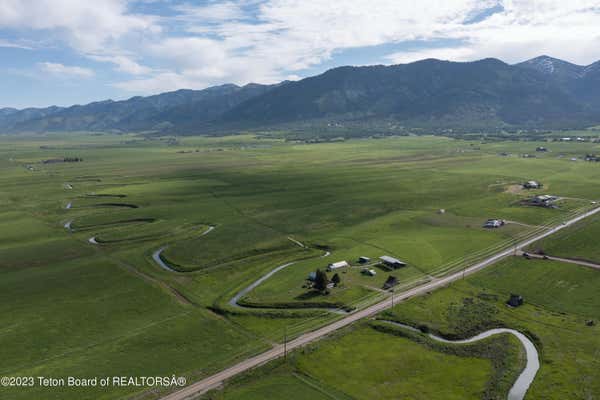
[313,269,329,292]
[331,273,341,286]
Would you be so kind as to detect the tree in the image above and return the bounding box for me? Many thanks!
[313,269,329,292]
[331,273,341,286]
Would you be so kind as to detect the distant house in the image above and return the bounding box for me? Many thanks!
[536,147,548,152]
[358,256,371,264]
[361,268,376,276]
[560,137,572,142]
[327,261,349,271]
[523,180,541,189]
[525,195,557,208]
[379,256,406,269]
[484,219,505,229]
[507,294,524,307]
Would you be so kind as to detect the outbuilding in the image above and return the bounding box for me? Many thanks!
[530,195,557,207]
[327,261,349,271]
[523,180,541,189]
[484,219,505,229]
[379,256,406,269]
[361,268,377,276]
[358,256,371,264]
[507,294,524,307]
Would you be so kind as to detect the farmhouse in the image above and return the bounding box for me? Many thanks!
[358,256,371,264]
[379,256,406,269]
[531,195,557,207]
[327,261,349,271]
[523,180,541,189]
[484,219,505,228]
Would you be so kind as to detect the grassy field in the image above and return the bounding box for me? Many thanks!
[1,132,600,399]
[202,325,519,400]
[381,257,600,399]
[528,212,600,262]
[205,256,599,400]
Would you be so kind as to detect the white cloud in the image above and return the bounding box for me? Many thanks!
[173,2,246,22]
[4,0,600,96]
[0,0,159,52]
[0,38,32,49]
[39,62,95,78]
[388,0,600,65]
[88,54,151,75]
[387,47,477,64]
[113,71,194,93]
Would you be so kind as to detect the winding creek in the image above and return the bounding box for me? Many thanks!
[151,226,216,272]
[227,250,348,314]
[152,246,174,272]
[382,321,539,400]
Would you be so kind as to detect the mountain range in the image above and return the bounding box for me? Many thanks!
[2,55,600,135]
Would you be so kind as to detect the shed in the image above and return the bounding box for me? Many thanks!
[361,268,376,276]
[507,294,524,307]
[383,275,399,289]
[358,256,371,264]
[379,256,407,269]
[327,261,349,271]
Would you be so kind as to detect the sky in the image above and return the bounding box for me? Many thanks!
[1,0,600,108]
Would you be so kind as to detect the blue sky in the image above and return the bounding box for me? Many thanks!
[1,0,600,108]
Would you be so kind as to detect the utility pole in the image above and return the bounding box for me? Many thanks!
[283,326,287,361]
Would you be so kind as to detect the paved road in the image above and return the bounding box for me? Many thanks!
[161,206,600,400]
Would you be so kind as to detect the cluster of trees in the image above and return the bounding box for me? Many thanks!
[64,157,83,162]
[312,269,341,293]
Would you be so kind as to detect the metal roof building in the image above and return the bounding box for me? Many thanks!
[327,261,349,270]
[379,256,406,268]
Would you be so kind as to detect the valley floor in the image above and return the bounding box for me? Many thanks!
[1,132,599,399]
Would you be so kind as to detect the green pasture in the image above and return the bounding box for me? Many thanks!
[382,257,600,399]
[1,132,600,399]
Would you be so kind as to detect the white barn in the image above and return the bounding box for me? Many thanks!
[327,261,349,271]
